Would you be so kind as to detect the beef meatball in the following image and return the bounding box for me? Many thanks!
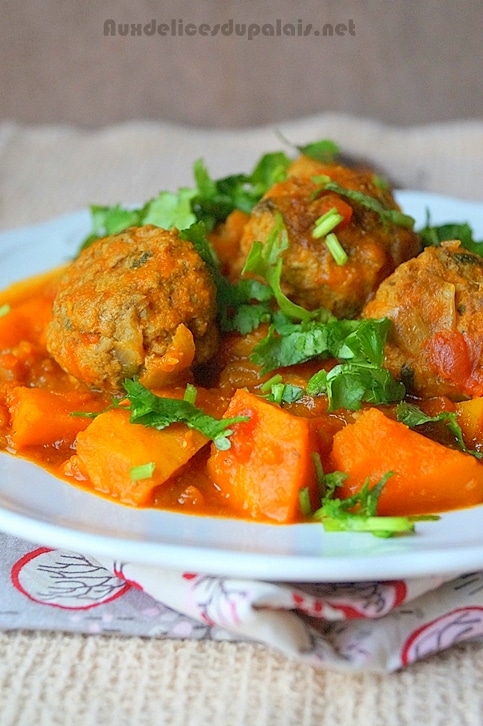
[47,225,219,391]
[363,240,483,400]
[236,160,421,318]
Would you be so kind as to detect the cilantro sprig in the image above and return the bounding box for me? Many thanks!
[311,466,438,538]
[121,379,248,450]
[242,213,317,323]
[191,153,290,230]
[312,176,415,229]
[418,211,483,256]
[396,401,482,459]
[79,152,291,251]
[251,316,405,411]
[307,363,404,412]
[275,131,340,163]
[259,374,304,405]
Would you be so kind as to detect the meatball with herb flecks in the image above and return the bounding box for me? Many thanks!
[362,240,483,400]
[234,160,421,318]
[47,225,219,391]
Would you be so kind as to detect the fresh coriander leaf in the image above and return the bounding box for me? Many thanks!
[249,152,291,196]
[218,278,274,334]
[142,188,197,230]
[179,221,220,272]
[337,318,392,367]
[223,302,273,335]
[251,321,332,373]
[312,470,438,538]
[251,315,403,409]
[275,131,340,163]
[121,379,249,449]
[242,214,317,323]
[313,178,415,229]
[396,401,482,458]
[179,221,248,332]
[250,317,392,377]
[79,204,142,250]
[297,139,340,163]
[418,211,483,255]
[307,362,405,411]
[191,153,290,230]
[260,375,304,405]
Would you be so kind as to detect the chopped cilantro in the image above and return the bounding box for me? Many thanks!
[260,374,304,405]
[325,232,348,266]
[79,151,290,250]
[312,177,415,229]
[296,139,340,163]
[312,207,344,239]
[276,131,340,163]
[80,205,142,250]
[242,214,317,323]
[185,152,291,231]
[121,379,249,450]
[307,362,405,411]
[418,211,483,255]
[312,468,438,538]
[142,188,197,230]
[251,316,404,410]
[252,316,389,371]
[130,462,156,481]
[396,401,482,458]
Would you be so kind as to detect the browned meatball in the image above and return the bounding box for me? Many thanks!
[47,225,219,391]
[363,240,483,400]
[235,160,421,318]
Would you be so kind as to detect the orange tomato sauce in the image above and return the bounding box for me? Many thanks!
[0,269,347,522]
[3,267,483,524]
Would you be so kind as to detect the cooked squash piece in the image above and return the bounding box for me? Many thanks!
[7,386,104,449]
[73,408,208,506]
[207,388,317,523]
[330,407,483,515]
[455,397,483,446]
[0,296,53,349]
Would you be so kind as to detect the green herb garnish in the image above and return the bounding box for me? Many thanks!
[121,379,249,451]
[312,207,344,238]
[251,316,404,410]
[242,213,316,323]
[396,401,482,458]
[79,152,291,251]
[130,462,156,481]
[260,374,304,405]
[325,233,348,265]
[313,468,438,538]
[296,139,340,163]
[418,211,483,255]
[312,177,415,229]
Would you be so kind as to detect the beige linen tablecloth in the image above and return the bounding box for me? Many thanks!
[0,114,483,725]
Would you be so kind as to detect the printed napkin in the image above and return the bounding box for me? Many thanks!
[1,532,483,673]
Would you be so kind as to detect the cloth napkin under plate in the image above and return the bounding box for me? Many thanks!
[2,532,483,673]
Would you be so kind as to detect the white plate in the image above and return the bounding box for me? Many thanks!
[0,191,483,583]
